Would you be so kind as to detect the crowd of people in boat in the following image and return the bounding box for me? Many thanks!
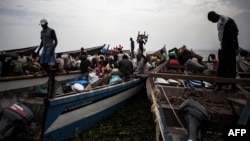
[0,52,42,77]
[151,45,207,69]
[0,46,167,82]
[0,44,223,79]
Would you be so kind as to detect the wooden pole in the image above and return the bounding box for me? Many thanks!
[40,68,56,139]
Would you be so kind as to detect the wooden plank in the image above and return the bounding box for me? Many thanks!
[148,72,250,84]
[163,64,205,71]
[238,72,250,75]
[226,97,247,105]
[0,70,81,82]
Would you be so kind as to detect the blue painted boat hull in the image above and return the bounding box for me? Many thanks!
[42,77,146,141]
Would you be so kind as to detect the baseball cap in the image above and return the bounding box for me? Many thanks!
[40,19,48,25]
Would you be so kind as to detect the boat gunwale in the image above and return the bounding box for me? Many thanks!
[147,59,250,141]
[0,70,81,82]
[49,77,144,104]
[40,73,147,140]
[0,44,105,82]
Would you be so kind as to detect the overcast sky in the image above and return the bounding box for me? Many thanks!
[0,0,249,52]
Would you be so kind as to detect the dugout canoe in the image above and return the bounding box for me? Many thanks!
[56,44,105,56]
[0,45,38,56]
[147,61,250,141]
[0,68,147,141]
[238,47,250,73]
[0,70,81,92]
[0,45,106,92]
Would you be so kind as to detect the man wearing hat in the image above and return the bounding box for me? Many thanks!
[37,18,58,74]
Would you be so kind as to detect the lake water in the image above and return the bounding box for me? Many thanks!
[194,50,218,61]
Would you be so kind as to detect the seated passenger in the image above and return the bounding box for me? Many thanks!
[0,55,3,76]
[10,54,23,76]
[24,52,41,74]
[150,55,160,65]
[80,55,91,76]
[131,56,137,71]
[96,60,103,75]
[240,50,250,61]
[135,53,148,74]
[117,50,123,62]
[113,54,119,68]
[99,60,111,77]
[107,57,115,70]
[207,54,219,71]
[90,57,98,71]
[75,56,81,69]
[109,54,133,81]
[17,52,27,65]
[1,55,10,77]
[56,53,65,73]
[159,49,167,64]
[80,47,87,56]
[64,54,77,70]
[99,60,111,84]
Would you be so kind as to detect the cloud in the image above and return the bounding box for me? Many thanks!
[0,0,249,52]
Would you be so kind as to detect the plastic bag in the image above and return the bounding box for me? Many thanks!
[77,74,88,81]
[109,75,123,85]
[69,80,89,86]
[88,72,99,84]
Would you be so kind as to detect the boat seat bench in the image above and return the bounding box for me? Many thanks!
[226,97,247,105]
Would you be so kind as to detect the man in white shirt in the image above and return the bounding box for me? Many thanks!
[208,11,239,91]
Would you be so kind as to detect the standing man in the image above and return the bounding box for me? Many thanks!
[207,11,239,91]
[37,19,58,74]
[137,35,145,54]
[130,37,135,58]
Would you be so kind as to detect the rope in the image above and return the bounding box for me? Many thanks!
[151,88,167,141]
[150,81,235,139]
[160,85,188,135]
[236,60,250,99]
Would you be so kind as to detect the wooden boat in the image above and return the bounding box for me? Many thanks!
[0,45,106,92]
[236,47,250,83]
[57,44,105,56]
[0,68,147,141]
[1,44,104,57]
[238,57,250,72]
[176,45,203,65]
[1,45,39,56]
[147,45,167,68]
[149,45,167,58]
[147,61,250,141]
[238,47,250,73]
[0,70,81,92]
